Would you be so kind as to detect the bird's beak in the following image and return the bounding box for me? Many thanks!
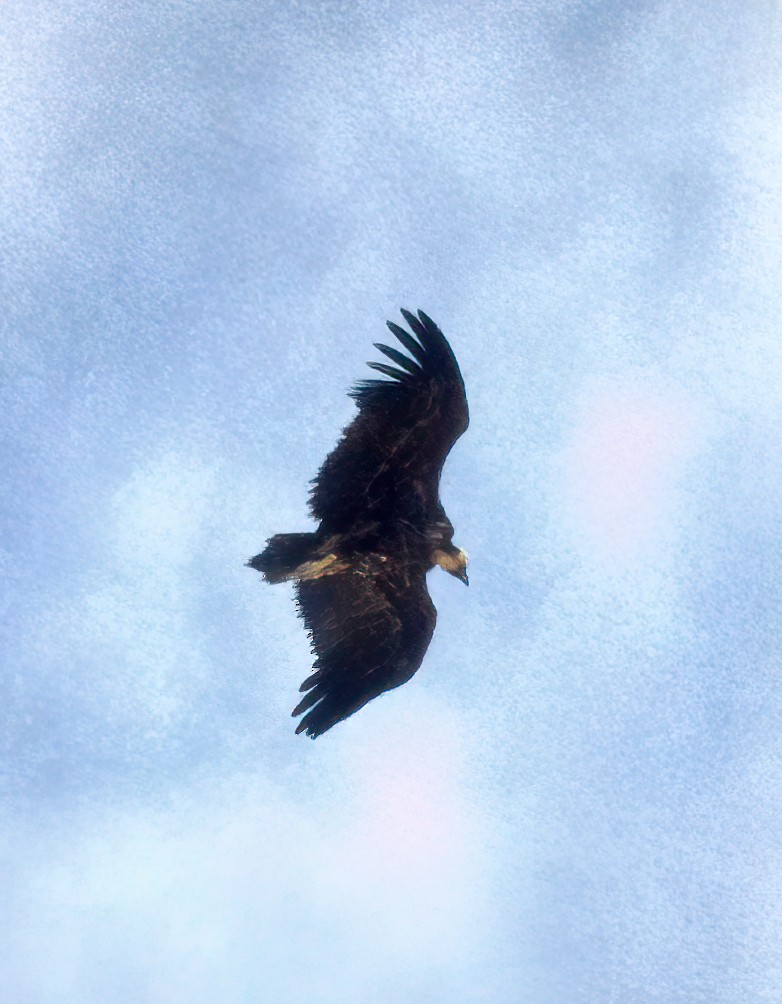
[458,569,469,586]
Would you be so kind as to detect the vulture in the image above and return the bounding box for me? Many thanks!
[248,309,469,738]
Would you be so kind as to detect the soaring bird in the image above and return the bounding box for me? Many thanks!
[248,309,469,738]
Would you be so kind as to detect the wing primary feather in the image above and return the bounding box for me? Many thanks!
[416,309,457,364]
[367,361,410,380]
[400,308,436,350]
[349,379,402,402]
[386,321,427,364]
[416,309,441,336]
[374,343,420,374]
[292,689,321,717]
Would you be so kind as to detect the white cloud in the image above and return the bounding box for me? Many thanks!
[4,750,498,1003]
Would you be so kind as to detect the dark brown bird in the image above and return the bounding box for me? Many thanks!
[248,309,469,738]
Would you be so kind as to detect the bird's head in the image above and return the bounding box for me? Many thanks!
[433,544,469,586]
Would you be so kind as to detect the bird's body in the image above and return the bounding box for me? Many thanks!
[248,309,469,738]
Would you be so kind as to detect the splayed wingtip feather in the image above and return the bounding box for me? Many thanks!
[374,342,420,374]
[386,320,427,364]
[417,308,438,332]
[293,688,321,717]
[367,361,410,380]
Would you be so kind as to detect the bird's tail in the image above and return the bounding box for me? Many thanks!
[247,532,319,584]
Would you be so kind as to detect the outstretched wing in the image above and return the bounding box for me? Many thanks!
[292,561,437,738]
[309,309,468,531]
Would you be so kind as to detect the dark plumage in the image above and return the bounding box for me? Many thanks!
[248,309,469,738]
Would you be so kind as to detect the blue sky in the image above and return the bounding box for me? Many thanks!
[3,2,782,1001]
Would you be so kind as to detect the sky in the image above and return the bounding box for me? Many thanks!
[2,1,782,1000]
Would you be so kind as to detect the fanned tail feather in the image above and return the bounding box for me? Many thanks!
[247,532,318,584]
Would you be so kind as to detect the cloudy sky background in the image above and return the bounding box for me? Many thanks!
[3,2,782,1000]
